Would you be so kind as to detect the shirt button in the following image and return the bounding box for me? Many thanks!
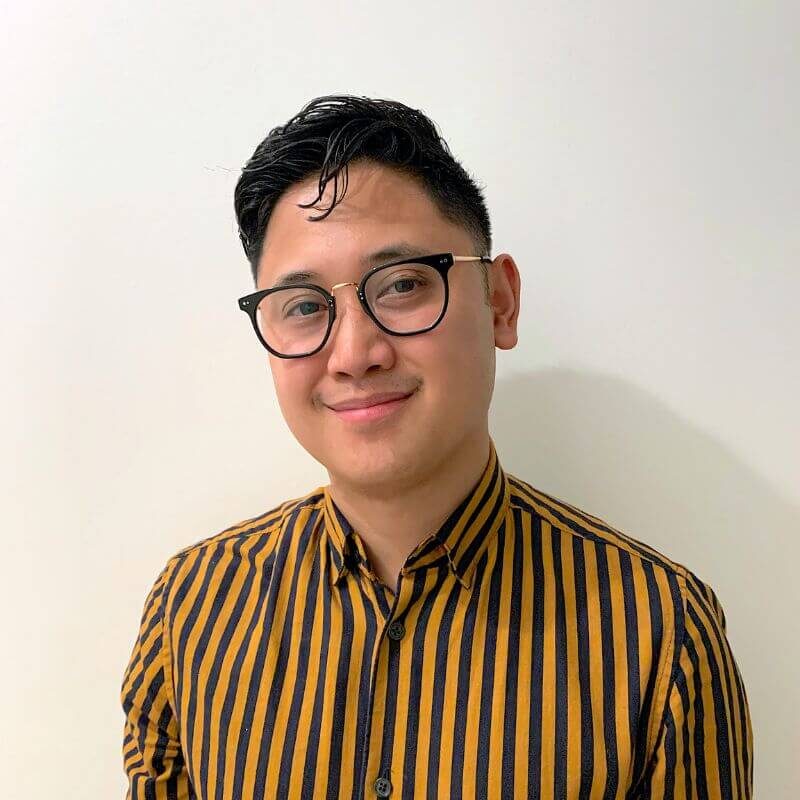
[387,621,405,641]
[373,775,392,797]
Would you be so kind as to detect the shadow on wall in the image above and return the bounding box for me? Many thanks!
[490,367,799,798]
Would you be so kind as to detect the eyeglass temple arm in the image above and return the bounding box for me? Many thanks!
[453,255,493,263]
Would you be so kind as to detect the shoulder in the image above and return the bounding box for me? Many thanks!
[154,486,327,589]
[506,472,721,605]
[506,473,737,710]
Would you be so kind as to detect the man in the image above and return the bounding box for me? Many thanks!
[121,95,753,799]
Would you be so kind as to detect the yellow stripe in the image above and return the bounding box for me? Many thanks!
[120,448,752,799]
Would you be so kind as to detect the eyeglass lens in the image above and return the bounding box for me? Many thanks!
[255,261,446,356]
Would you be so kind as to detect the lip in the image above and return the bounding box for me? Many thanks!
[327,391,415,423]
[326,391,414,411]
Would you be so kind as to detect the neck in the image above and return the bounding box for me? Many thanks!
[326,428,492,593]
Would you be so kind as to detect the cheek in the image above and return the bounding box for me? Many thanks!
[450,317,495,408]
[270,361,317,421]
[417,313,493,393]
[443,308,491,365]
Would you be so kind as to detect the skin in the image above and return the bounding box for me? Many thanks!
[256,158,521,593]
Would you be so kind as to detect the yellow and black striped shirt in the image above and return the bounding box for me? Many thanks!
[121,438,753,798]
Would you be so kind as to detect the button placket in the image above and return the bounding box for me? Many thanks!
[358,570,417,800]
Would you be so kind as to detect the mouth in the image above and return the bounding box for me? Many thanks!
[327,390,416,424]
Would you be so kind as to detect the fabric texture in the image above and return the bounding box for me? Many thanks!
[121,438,753,798]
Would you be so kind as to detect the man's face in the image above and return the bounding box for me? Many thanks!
[256,159,517,493]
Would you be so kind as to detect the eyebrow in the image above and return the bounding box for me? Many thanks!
[268,242,431,289]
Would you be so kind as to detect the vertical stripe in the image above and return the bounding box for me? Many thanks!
[277,526,323,796]
[401,567,446,799]
[595,541,619,798]
[120,440,752,799]
[528,515,545,795]
[572,532,595,799]
[501,513,524,797]
[474,520,507,797]
[551,527,570,798]
[449,547,490,796]
[301,530,334,797]
[513,511,534,800]
[617,550,640,750]
[321,557,354,799]
[424,569,465,797]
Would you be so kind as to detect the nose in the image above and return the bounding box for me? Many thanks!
[324,282,395,378]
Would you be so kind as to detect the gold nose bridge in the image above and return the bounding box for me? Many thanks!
[328,282,366,323]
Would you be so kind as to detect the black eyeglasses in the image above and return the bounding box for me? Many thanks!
[237,252,492,359]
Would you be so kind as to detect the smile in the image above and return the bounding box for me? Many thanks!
[328,392,415,423]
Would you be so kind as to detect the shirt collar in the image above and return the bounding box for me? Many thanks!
[322,438,510,591]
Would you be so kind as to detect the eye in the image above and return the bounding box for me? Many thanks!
[278,291,327,320]
[375,274,428,300]
[286,300,324,318]
[383,277,420,295]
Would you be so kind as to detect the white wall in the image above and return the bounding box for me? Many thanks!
[3,2,797,797]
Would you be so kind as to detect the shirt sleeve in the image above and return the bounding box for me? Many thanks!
[120,559,193,799]
[642,569,754,798]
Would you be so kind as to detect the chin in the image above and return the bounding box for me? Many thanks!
[328,437,419,487]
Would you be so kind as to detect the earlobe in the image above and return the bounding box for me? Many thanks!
[494,325,518,351]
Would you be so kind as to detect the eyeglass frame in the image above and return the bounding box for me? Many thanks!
[237,252,493,359]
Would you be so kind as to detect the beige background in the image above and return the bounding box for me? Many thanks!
[3,2,798,797]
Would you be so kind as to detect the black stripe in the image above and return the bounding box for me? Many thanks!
[500,511,524,796]
[572,534,594,800]
[302,553,332,797]
[634,559,664,774]
[324,563,356,800]
[687,600,732,798]
[450,547,489,795]
[617,549,641,748]
[509,478,677,575]
[528,515,544,793]
[595,542,619,798]
[351,574,380,799]
[685,578,742,798]
[377,570,428,785]
[253,512,318,793]
[200,532,274,794]
[475,521,506,795]
[425,568,466,796]
[277,525,323,797]
[662,708,677,800]
[213,547,277,796]
[551,527,569,798]
[684,629,710,799]
[458,478,506,580]
[401,565,448,800]
[230,506,305,798]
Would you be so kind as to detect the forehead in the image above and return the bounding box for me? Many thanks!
[256,161,470,286]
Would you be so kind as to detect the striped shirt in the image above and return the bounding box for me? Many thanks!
[121,438,753,799]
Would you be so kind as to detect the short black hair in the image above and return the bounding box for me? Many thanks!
[233,94,492,295]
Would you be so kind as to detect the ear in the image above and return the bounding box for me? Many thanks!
[488,254,520,350]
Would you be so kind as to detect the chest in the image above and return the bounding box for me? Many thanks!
[166,552,660,799]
